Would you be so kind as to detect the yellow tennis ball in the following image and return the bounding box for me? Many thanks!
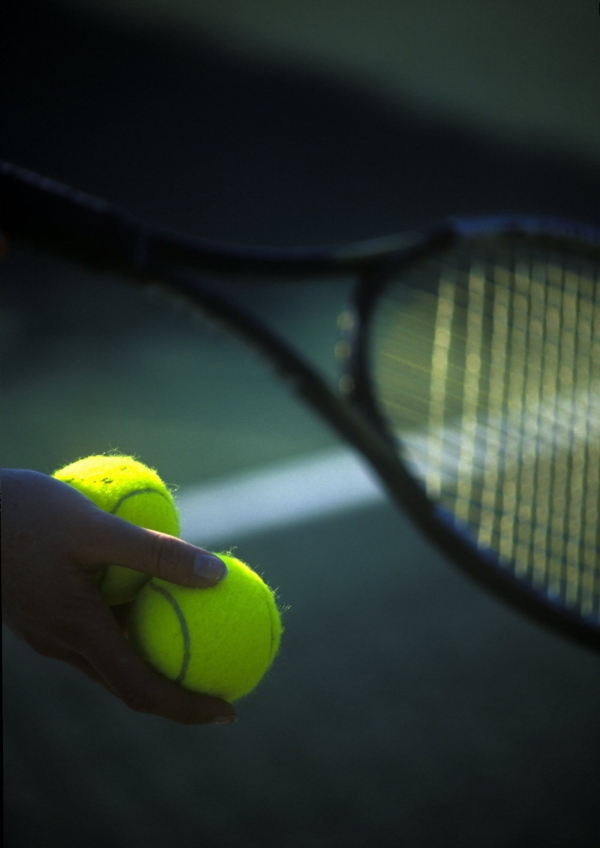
[53,455,180,605]
[127,554,283,702]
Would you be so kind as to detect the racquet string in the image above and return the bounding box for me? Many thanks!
[369,235,600,621]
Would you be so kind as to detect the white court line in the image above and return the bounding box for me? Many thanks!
[177,385,599,547]
[177,448,386,547]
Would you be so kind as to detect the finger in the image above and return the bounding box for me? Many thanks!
[51,645,115,691]
[81,510,228,588]
[78,601,237,725]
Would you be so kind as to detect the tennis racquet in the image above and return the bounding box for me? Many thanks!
[2,160,599,651]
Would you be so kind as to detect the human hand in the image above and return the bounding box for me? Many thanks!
[1,468,237,725]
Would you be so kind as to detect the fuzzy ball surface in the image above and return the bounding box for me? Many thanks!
[53,455,180,605]
[127,554,282,702]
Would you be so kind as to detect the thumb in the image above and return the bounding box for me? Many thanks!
[86,510,228,588]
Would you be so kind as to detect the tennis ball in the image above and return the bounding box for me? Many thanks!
[127,554,282,702]
[53,455,180,605]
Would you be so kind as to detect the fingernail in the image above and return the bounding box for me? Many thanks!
[212,714,237,725]
[194,552,228,584]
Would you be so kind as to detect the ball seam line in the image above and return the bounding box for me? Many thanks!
[148,582,191,685]
[110,487,171,515]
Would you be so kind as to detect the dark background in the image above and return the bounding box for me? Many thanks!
[2,2,600,846]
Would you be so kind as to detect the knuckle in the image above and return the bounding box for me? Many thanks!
[147,532,188,583]
[118,677,212,724]
[119,683,155,715]
[29,637,58,659]
[178,699,209,726]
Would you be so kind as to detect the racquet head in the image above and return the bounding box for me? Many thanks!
[345,218,600,645]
